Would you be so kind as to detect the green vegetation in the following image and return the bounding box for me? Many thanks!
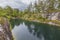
[0,0,60,26]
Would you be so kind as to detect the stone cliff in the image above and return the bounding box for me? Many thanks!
[0,17,13,40]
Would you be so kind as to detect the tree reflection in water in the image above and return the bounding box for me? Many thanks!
[10,19,60,40]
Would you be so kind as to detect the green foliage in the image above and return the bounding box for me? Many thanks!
[0,0,60,25]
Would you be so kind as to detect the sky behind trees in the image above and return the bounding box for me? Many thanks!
[0,0,36,7]
[0,0,36,10]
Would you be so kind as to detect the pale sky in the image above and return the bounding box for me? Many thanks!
[20,0,36,5]
[0,0,36,8]
[0,0,35,8]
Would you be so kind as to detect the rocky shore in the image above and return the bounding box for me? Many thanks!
[0,17,13,40]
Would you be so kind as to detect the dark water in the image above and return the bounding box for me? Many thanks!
[10,19,60,40]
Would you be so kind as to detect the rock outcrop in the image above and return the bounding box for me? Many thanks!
[42,12,60,20]
[48,12,60,20]
[0,17,13,40]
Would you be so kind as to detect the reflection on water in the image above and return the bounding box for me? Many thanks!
[10,19,60,40]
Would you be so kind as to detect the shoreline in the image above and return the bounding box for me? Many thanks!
[10,17,60,27]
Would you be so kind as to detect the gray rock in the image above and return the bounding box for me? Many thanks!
[0,17,13,40]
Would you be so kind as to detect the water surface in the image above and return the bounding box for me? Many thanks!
[10,19,60,40]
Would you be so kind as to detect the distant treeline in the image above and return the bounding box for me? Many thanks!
[0,0,60,24]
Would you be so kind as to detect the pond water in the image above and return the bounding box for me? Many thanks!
[10,19,60,40]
